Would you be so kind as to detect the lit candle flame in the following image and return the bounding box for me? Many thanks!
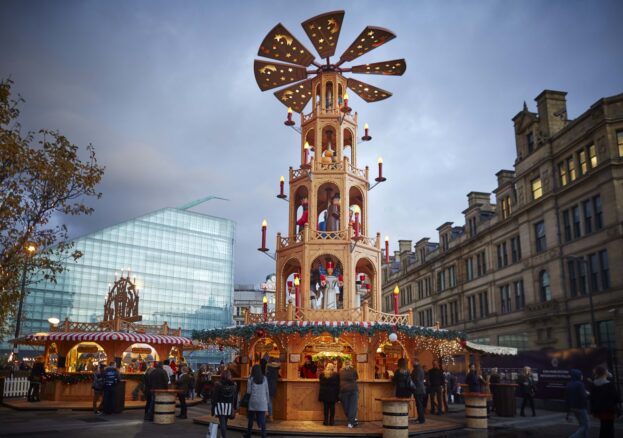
[343,93,349,100]
[280,176,284,182]
[287,107,292,114]
[304,141,310,149]
[364,123,369,129]
[353,205,361,214]
[294,277,300,286]
[385,235,389,242]
[378,157,383,164]
[394,285,400,295]
[261,219,267,227]
[262,295,268,304]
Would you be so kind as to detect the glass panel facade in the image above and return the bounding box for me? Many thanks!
[12,208,235,364]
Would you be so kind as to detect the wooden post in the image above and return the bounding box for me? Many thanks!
[362,300,369,321]
[287,302,294,321]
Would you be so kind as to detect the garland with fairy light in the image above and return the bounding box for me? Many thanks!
[42,372,145,385]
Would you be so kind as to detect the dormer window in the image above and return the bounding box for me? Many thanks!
[526,132,535,154]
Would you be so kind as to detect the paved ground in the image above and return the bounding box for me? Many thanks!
[0,401,622,437]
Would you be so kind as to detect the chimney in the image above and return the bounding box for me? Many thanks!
[467,192,491,208]
[398,240,412,254]
[535,90,568,137]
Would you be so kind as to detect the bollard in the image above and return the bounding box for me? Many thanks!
[152,389,178,425]
[376,397,410,438]
[464,392,490,429]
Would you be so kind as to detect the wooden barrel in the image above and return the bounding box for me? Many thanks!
[153,390,177,425]
[464,393,489,429]
[377,398,410,438]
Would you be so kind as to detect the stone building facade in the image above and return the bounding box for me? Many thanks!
[382,90,623,355]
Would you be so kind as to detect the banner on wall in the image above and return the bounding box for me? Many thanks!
[480,347,609,399]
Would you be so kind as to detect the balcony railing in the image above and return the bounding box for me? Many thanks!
[276,227,380,250]
[50,317,181,336]
[289,157,368,182]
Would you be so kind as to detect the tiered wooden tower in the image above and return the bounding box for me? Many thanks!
[254,10,406,322]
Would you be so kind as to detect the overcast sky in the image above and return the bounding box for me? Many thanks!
[1,0,622,285]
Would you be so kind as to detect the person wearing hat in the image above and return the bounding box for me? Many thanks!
[300,355,317,379]
[296,197,309,233]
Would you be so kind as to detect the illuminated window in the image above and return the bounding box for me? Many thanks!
[531,177,543,200]
[567,157,577,181]
[589,144,597,168]
[578,149,587,175]
[558,162,568,186]
[618,131,623,157]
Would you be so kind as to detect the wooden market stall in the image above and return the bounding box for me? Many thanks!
[12,274,194,402]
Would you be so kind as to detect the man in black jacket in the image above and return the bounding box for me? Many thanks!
[102,362,120,414]
[27,357,45,402]
[428,360,445,415]
[145,362,169,421]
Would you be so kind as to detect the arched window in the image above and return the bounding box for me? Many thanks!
[539,270,552,302]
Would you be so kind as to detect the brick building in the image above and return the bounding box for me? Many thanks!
[382,90,623,356]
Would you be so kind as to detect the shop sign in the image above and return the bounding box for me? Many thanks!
[77,345,99,353]
[131,347,152,354]
[255,343,274,352]
[383,345,403,354]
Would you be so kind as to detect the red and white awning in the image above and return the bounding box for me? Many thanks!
[14,331,192,345]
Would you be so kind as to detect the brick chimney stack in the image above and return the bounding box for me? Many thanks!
[535,90,568,138]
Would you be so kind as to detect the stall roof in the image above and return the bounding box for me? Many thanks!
[12,331,193,346]
[466,341,517,356]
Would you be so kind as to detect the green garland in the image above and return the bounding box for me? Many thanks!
[193,322,465,343]
[43,372,144,384]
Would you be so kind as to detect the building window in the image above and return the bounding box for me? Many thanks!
[576,323,593,348]
[562,209,571,242]
[498,332,529,350]
[589,144,597,168]
[599,250,610,290]
[582,200,593,234]
[598,320,615,350]
[568,260,578,297]
[510,236,522,263]
[617,131,623,157]
[501,196,512,219]
[448,265,457,288]
[589,253,599,292]
[478,291,489,318]
[535,221,546,253]
[426,308,433,327]
[500,284,512,314]
[514,280,525,310]
[497,244,504,269]
[437,270,445,292]
[558,161,568,186]
[450,300,459,324]
[476,251,487,276]
[468,217,477,237]
[465,258,474,282]
[439,304,448,327]
[467,295,477,321]
[578,260,587,295]
[531,177,543,200]
[593,195,603,230]
[572,205,581,238]
[539,270,552,302]
[418,310,425,326]
[527,132,534,154]
[567,157,577,182]
[577,149,587,176]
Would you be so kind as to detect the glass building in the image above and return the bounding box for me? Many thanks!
[11,206,235,364]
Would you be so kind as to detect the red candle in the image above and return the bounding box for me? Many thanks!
[287,107,293,123]
[263,295,268,320]
[343,93,349,108]
[385,235,390,264]
[261,219,267,249]
[364,123,369,137]
[279,176,285,196]
[354,205,360,238]
[294,276,300,308]
[393,285,400,315]
[378,157,383,179]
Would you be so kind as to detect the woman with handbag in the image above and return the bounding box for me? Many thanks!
[244,364,269,438]
[211,370,238,438]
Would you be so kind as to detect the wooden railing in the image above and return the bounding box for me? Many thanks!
[311,229,348,241]
[50,317,181,336]
[277,228,379,249]
[278,231,304,249]
[302,107,355,124]
[288,157,367,182]
[368,307,411,325]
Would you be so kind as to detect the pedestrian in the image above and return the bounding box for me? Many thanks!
[392,358,413,398]
[422,365,430,413]
[318,362,340,426]
[102,361,120,414]
[143,361,155,419]
[517,366,536,417]
[91,363,105,414]
[565,369,589,438]
[428,360,445,415]
[265,357,281,421]
[244,364,269,438]
[590,366,618,438]
[339,359,359,428]
[163,359,174,384]
[488,367,501,413]
[145,361,169,421]
[27,356,44,402]
[446,371,457,404]
[170,359,178,374]
[410,359,426,424]
[175,366,192,419]
[465,363,485,393]
[212,369,238,438]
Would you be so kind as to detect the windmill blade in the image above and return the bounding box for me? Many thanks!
[258,23,316,67]
[338,26,397,64]
[301,10,344,59]
[274,78,313,113]
[347,78,392,103]
[351,59,406,76]
[254,60,309,91]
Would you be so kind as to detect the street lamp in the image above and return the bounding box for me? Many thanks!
[13,243,37,357]
[47,317,60,326]
[566,255,597,347]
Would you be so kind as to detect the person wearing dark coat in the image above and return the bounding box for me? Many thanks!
[265,358,280,421]
[411,359,426,424]
[145,362,169,421]
[517,366,536,417]
[102,362,120,415]
[565,369,589,438]
[339,360,359,428]
[428,360,445,415]
[392,358,412,398]
[212,370,238,438]
[465,364,485,393]
[318,362,340,425]
[590,366,618,438]
[175,366,193,419]
[27,357,45,402]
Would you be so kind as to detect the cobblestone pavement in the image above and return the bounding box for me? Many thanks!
[0,402,622,437]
